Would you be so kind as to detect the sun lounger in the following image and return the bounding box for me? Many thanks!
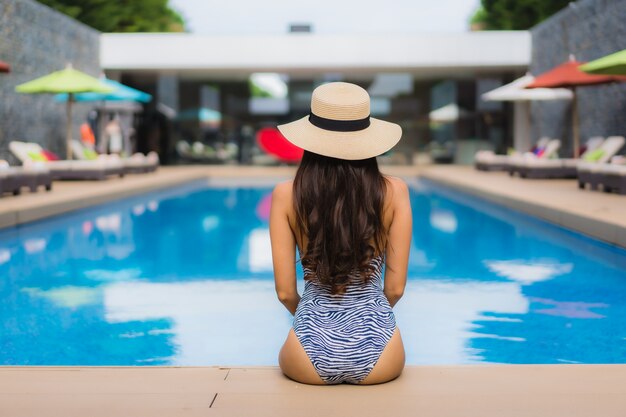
[577,137,626,189]
[9,141,124,180]
[0,160,52,196]
[600,163,626,195]
[126,152,159,173]
[507,139,562,177]
[176,140,238,164]
[71,140,159,174]
[508,136,606,179]
[0,161,19,196]
[475,137,551,172]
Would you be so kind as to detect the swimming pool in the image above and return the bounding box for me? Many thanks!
[1,178,625,365]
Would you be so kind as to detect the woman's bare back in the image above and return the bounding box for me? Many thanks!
[271,175,412,384]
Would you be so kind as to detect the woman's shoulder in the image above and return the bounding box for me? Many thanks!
[383,175,409,204]
[272,180,293,197]
[271,180,294,210]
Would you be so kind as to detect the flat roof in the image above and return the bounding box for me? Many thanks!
[101,32,531,79]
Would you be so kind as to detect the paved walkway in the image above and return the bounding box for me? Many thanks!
[2,365,625,416]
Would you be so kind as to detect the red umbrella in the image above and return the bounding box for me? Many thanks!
[0,60,10,73]
[527,60,621,88]
[527,59,626,157]
[256,127,303,163]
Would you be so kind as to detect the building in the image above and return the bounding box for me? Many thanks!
[100,31,531,164]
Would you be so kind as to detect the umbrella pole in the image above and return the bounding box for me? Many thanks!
[572,90,579,158]
[66,93,73,160]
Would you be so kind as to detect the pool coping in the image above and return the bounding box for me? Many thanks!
[2,364,625,416]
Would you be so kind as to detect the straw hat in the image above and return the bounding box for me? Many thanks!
[277,82,402,160]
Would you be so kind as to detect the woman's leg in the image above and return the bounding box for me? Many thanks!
[359,327,405,385]
[279,328,325,385]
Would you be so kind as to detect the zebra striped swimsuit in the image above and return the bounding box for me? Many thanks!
[293,254,396,384]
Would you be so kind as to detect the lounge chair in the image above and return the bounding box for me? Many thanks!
[9,141,124,180]
[0,161,20,196]
[71,140,159,174]
[577,136,626,189]
[507,136,606,179]
[507,139,562,177]
[0,160,52,196]
[599,163,626,195]
[475,137,551,172]
[176,140,237,164]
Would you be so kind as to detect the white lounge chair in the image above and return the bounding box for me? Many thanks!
[9,141,124,180]
[506,136,605,179]
[577,136,626,191]
[598,163,626,195]
[71,140,159,174]
[507,139,562,177]
[0,159,52,196]
[475,137,551,172]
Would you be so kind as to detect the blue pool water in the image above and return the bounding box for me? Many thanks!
[1,179,625,365]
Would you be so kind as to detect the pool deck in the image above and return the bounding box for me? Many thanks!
[2,365,625,416]
[1,164,624,248]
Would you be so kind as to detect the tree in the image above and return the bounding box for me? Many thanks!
[471,0,571,30]
[38,0,185,32]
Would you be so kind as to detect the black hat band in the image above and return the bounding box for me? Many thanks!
[308,111,371,132]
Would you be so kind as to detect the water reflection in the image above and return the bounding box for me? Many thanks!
[0,181,625,365]
[530,297,608,319]
[396,279,528,364]
[103,279,290,365]
[484,260,573,285]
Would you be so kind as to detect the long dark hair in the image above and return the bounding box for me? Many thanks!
[293,150,388,294]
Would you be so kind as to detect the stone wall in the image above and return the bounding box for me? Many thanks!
[530,0,626,157]
[0,0,100,163]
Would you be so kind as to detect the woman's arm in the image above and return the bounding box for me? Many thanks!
[384,178,412,308]
[269,182,301,315]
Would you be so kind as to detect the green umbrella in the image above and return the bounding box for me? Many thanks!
[15,64,113,159]
[580,49,626,76]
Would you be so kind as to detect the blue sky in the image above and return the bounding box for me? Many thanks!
[170,0,481,35]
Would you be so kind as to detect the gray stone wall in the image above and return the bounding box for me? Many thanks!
[0,0,100,163]
[530,0,626,157]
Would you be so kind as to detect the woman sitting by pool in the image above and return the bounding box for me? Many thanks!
[269,82,412,385]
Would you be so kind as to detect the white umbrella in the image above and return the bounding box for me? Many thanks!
[429,103,471,123]
[482,74,573,101]
[481,74,573,152]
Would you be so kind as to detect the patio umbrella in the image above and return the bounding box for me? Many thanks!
[579,49,626,76]
[482,74,573,102]
[15,64,113,159]
[55,77,152,103]
[526,59,625,157]
[428,103,471,123]
[482,74,573,151]
[0,60,10,73]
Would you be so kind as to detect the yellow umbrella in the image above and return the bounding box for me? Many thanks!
[15,64,113,159]
[580,49,626,76]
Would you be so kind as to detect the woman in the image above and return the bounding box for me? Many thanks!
[269,82,412,385]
